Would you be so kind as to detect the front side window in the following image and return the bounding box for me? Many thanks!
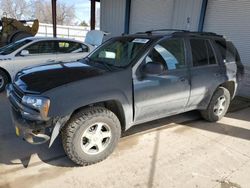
[57,41,88,53]
[0,39,32,55]
[24,41,57,54]
[89,37,150,67]
[190,39,217,67]
[145,39,186,70]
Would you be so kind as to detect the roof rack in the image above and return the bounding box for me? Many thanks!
[135,29,223,38]
[185,31,223,38]
[136,29,189,35]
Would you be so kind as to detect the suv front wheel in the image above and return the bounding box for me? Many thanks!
[201,87,231,122]
[61,107,121,166]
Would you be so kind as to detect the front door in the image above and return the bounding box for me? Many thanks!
[133,38,191,123]
[10,41,58,78]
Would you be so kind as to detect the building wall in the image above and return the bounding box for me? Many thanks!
[171,0,202,31]
[100,0,202,36]
[129,0,175,33]
[100,0,126,37]
[130,0,202,33]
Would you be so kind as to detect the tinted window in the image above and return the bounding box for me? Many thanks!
[0,39,32,55]
[89,37,149,67]
[24,41,57,54]
[57,41,88,53]
[215,40,236,63]
[146,39,186,70]
[190,39,208,66]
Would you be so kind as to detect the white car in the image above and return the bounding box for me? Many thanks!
[0,37,96,92]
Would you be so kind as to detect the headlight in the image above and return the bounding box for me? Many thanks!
[22,95,50,119]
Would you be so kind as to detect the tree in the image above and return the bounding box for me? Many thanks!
[33,0,75,25]
[79,20,89,27]
[0,0,32,19]
[0,0,76,25]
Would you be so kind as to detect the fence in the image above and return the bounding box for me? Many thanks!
[28,23,92,42]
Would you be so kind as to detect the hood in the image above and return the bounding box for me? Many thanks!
[14,60,107,93]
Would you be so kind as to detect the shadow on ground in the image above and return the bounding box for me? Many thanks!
[0,92,250,171]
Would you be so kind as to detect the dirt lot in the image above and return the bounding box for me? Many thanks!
[1,92,250,188]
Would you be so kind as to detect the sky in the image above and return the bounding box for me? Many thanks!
[60,0,100,24]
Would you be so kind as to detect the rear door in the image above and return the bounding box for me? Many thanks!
[55,41,90,62]
[187,38,225,109]
[133,38,191,123]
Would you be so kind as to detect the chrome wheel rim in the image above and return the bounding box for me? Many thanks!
[81,122,112,155]
[0,75,4,89]
[213,95,226,116]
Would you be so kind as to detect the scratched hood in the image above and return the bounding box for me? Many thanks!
[14,60,107,93]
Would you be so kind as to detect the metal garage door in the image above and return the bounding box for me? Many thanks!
[129,0,175,33]
[129,0,202,34]
[203,0,250,66]
[100,0,126,37]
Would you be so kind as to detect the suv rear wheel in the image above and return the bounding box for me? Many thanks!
[61,107,121,166]
[201,87,231,122]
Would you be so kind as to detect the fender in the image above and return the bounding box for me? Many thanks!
[44,69,134,129]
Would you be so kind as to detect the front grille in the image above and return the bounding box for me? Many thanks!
[13,84,24,103]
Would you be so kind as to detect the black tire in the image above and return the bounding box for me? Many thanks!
[201,87,231,122]
[61,107,121,166]
[0,70,9,92]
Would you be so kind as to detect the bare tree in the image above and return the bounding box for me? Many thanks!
[0,0,32,19]
[0,0,75,25]
[33,0,75,25]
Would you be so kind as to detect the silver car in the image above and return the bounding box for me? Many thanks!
[0,37,95,92]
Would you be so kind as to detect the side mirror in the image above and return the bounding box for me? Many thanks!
[142,61,165,75]
[20,50,29,56]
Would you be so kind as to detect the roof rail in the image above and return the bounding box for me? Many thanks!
[188,31,223,37]
[136,29,189,35]
[135,29,223,38]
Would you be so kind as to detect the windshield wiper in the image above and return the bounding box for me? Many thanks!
[85,58,112,71]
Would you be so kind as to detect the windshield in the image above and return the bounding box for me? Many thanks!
[89,37,151,67]
[0,39,32,55]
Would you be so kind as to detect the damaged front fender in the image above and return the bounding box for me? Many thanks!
[49,115,71,147]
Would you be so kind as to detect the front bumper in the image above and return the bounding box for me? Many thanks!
[11,107,52,144]
[7,84,53,144]
[7,84,71,146]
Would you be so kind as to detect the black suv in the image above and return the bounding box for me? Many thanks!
[7,30,244,165]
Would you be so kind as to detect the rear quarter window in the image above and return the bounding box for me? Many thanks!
[215,40,236,63]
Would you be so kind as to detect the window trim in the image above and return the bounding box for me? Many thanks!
[206,40,218,65]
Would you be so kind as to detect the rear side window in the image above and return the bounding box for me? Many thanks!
[190,39,217,67]
[215,40,236,63]
[57,41,88,53]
